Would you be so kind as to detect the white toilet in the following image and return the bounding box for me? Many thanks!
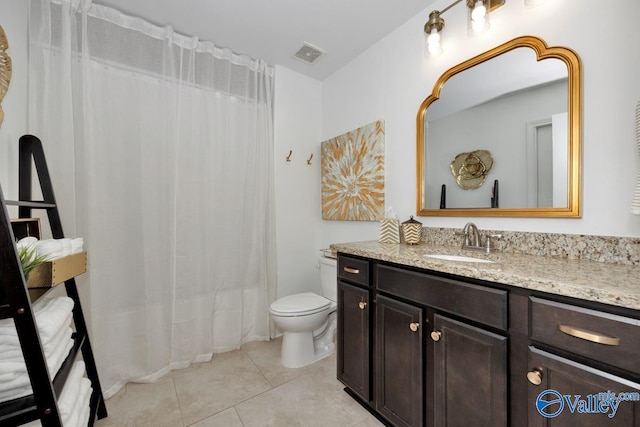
[269,254,337,368]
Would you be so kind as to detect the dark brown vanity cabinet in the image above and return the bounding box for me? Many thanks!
[337,254,508,427]
[337,255,373,403]
[337,280,372,402]
[375,295,424,427]
[527,297,640,426]
[336,252,640,426]
[527,347,640,426]
[432,314,507,427]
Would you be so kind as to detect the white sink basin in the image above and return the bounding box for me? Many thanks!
[423,254,494,263]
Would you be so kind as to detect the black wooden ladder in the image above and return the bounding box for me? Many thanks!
[0,134,107,426]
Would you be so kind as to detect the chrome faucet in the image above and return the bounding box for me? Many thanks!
[457,222,502,253]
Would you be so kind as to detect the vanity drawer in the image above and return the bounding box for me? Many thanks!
[376,264,507,331]
[530,297,640,375]
[337,255,370,287]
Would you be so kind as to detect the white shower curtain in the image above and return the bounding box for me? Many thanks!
[28,0,276,397]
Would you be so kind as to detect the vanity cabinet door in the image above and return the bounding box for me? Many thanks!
[376,295,424,427]
[527,347,640,427]
[432,314,507,427]
[337,280,372,402]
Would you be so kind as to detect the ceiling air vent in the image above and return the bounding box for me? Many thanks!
[293,42,326,65]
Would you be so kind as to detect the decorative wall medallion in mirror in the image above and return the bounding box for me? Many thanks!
[0,24,11,127]
[417,35,582,217]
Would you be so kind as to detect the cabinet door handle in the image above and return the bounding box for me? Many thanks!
[343,267,360,274]
[430,331,441,341]
[358,301,367,310]
[409,322,420,332]
[527,368,543,386]
[557,324,621,346]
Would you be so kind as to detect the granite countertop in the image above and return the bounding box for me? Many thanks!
[330,241,640,311]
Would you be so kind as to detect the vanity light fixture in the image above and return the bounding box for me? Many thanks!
[424,0,505,56]
[424,10,445,56]
[468,0,489,33]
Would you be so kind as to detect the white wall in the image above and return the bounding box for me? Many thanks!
[0,0,29,202]
[3,1,640,305]
[273,66,324,298]
[321,0,640,241]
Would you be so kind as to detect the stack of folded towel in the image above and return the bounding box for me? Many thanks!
[0,296,75,402]
[22,361,93,427]
[18,236,84,259]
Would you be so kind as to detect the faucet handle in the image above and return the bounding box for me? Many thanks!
[485,234,503,253]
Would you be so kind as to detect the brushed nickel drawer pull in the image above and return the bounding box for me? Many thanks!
[343,267,360,274]
[410,322,420,332]
[358,301,367,310]
[557,324,621,346]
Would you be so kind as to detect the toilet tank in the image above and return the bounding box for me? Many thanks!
[318,255,337,302]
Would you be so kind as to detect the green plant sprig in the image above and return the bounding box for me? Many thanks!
[18,245,50,277]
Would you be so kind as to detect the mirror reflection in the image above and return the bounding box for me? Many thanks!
[416,36,582,217]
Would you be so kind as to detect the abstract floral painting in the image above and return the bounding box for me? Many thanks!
[321,120,385,221]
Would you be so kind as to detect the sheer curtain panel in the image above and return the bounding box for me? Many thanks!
[28,0,276,398]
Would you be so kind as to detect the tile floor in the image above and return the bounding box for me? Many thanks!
[93,338,383,427]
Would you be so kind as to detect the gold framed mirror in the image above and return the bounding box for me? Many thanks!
[417,35,581,217]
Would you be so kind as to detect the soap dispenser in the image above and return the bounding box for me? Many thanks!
[401,215,422,245]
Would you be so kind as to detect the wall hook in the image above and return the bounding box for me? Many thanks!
[307,154,313,165]
[286,150,293,162]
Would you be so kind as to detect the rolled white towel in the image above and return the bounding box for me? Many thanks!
[0,322,72,363]
[71,238,84,254]
[8,360,92,427]
[35,239,62,259]
[0,347,25,360]
[0,297,74,343]
[63,377,91,427]
[77,380,93,427]
[57,361,85,412]
[58,362,87,423]
[0,332,73,397]
[42,330,74,381]
[32,297,75,343]
[43,323,73,355]
[0,384,33,402]
[0,298,74,355]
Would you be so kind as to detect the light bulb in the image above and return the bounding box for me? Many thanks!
[469,0,489,33]
[471,17,487,32]
[427,30,440,45]
[471,1,487,20]
[427,29,442,56]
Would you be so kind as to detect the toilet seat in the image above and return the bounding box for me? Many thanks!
[270,292,331,317]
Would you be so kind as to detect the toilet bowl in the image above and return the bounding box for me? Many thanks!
[269,254,337,368]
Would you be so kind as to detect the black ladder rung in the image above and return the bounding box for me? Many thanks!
[5,200,57,209]
[0,394,38,426]
[0,304,12,319]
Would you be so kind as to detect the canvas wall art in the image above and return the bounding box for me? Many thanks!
[321,120,385,221]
